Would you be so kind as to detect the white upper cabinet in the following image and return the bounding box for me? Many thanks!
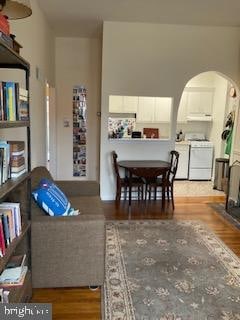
[187,88,214,115]
[122,96,138,113]
[137,97,155,122]
[137,97,172,123]
[109,95,124,113]
[154,97,172,122]
[177,88,214,122]
[109,95,138,113]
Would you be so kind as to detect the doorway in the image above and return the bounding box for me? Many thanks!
[175,71,239,197]
[45,83,57,178]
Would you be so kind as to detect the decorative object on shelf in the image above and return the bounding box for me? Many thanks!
[143,127,159,139]
[0,0,32,20]
[108,117,136,139]
[73,86,87,177]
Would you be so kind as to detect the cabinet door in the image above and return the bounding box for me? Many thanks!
[109,95,124,113]
[187,90,213,115]
[177,91,188,123]
[154,97,172,122]
[136,97,155,122]
[123,96,138,113]
[175,145,190,179]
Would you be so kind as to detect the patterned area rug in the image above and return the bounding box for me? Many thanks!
[104,220,240,320]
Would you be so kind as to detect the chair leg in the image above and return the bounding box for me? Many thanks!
[171,185,175,210]
[149,186,152,200]
[116,187,121,201]
[154,186,157,200]
[167,186,170,201]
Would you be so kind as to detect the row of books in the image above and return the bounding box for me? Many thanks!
[0,82,29,121]
[0,202,22,258]
[0,140,26,185]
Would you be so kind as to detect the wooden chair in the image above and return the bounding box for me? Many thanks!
[146,150,179,209]
[111,151,145,201]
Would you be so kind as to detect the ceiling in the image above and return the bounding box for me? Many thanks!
[37,0,240,38]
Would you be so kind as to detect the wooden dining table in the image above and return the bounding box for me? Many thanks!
[118,160,170,211]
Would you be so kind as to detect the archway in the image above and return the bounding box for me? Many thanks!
[175,71,240,195]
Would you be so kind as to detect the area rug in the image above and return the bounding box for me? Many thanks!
[104,220,240,320]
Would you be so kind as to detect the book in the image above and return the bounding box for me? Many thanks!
[11,164,25,173]
[8,141,25,152]
[0,255,27,284]
[0,208,15,242]
[0,141,10,183]
[10,169,26,178]
[0,82,3,121]
[10,156,25,167]
[0,266,27,287]
[6,82,16,121]
[0,14,10,36]
[0,219,5,257]
[1,214,10,246]
[0,203,21,237]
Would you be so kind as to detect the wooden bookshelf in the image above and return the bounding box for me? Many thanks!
[0,222,30,274]
[0,172,30,199]
[7,271,32,303]
[0,40,32,302]
[0,39,29,71]
[0,121,30,128]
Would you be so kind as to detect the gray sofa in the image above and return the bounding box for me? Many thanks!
[31,166,105,288]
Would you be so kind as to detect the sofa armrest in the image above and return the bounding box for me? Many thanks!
[56,180,100,197]
[31,214,105,288]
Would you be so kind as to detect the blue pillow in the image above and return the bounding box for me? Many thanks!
[32,178,75,216]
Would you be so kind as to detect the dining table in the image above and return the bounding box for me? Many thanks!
[118,160,171,211]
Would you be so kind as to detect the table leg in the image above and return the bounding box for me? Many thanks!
[162,171,166,211]
[128,171,132,217]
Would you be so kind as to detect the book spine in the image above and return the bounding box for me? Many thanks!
[1,214,10,246]
[0,219,6,256]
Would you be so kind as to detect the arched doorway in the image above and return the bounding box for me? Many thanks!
[174,71,239,196]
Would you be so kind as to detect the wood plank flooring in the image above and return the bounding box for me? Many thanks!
[32,196,240,320]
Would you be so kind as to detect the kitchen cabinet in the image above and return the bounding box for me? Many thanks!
[175,143,190,179]
[123,96,138,113]
[154,97,172,122]
[109,95,138,113]
[137,97,155,122]
[187,88,214,115]
[177,88,214,122]
[137,97,172,123]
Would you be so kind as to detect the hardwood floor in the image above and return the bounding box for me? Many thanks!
[32,195,240,320]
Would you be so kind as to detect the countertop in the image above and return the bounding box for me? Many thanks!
[175,140,190,145]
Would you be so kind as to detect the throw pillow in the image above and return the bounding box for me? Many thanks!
[32,178,79,216]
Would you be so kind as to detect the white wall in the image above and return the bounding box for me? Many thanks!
[209,74,228,160]
[101,22,240,200]
[55,37,102,180]
[2,0,55,168]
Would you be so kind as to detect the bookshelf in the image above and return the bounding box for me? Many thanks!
[0,40,31,302]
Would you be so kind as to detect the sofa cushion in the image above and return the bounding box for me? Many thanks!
[32,178,72,216]
[69,196,103,215]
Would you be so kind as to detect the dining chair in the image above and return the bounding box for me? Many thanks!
[146,150,179,209]
[111,151,145,201]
